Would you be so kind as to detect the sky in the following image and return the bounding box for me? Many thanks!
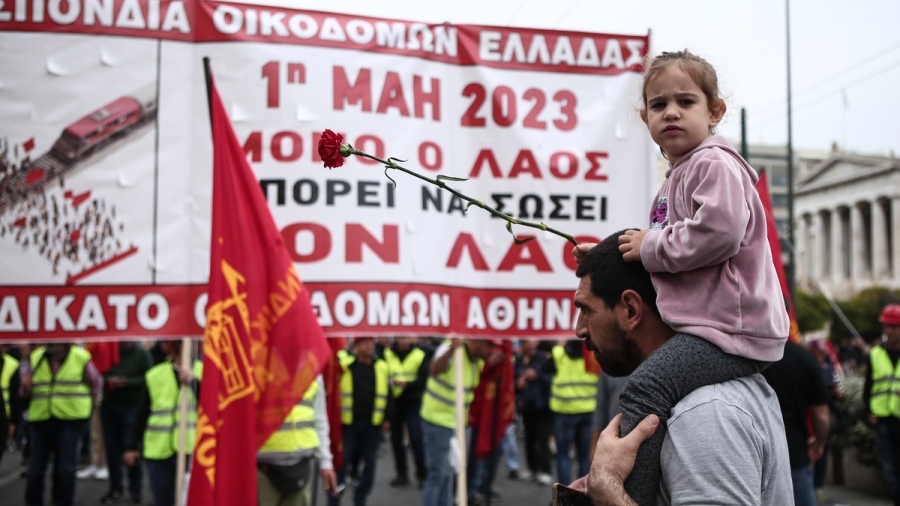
[240,0,900,157]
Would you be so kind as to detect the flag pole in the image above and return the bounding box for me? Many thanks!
[180,56,212,505]
[175,337,191,504]
[454,344,468,506]
[203,57,214,122]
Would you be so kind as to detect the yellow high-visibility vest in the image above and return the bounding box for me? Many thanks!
[384,347,426,398]
[142,360,199,460]
[420,347,483,429]
[340,357,389,425]
[259,380,320,456]
[29,347,92,422]
[1,354,19,418]
[549,346,598,415]
[870,346,900,418]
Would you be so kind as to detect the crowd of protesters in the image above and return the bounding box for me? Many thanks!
[1,185,130,278]
[1,137,132,279]
[0,322,890,506]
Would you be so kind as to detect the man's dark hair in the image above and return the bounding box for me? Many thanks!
[574,229,659,316]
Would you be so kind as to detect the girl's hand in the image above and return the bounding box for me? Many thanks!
[618,230,648,262]
[572,243,599,264]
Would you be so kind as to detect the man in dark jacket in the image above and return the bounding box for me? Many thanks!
[761,340,830,506]
[99,341,153,504]
[514,339,552,485]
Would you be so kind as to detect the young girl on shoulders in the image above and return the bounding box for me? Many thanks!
[576,49,789,505]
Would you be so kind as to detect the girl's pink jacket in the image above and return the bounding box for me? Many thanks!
[640,135,789,362]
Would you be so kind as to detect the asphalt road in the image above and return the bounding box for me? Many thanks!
[0,437,891,506]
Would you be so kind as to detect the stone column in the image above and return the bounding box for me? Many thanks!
[812,211,826,279]
[872,198,889,281]
[851,202,867,281]
[893,196,900,283]
[831,207,845,283]
[796,214,809,283]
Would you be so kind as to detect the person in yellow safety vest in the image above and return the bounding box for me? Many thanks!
[123,340,201,506]
[0,347,22,468]
[544,339,598,486]
[257,375,339,506]
[23,342,103,506]
[383,336,430,488]
[328,337,390,506]
[865,303,900,505]
[419,338,496,506]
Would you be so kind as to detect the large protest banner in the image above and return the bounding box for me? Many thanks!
[0,0,653,340]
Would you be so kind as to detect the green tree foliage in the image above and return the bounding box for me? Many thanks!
[795,290,831,333]
[830,287,900,343]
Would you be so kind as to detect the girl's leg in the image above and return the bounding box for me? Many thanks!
[619,334,766,506]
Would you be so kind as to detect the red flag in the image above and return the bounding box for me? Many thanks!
[472,341,516,460]
[85,341,119,374]
[22,137,34,153]
[188,65,331,506]
[583,339,600,374]
[756,171,801,343]
[322,338,347,469]
[70,190,91,208]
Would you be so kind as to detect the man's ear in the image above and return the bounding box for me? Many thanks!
[619,290,644,331]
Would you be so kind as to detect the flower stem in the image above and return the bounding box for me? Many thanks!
[347,147,578,246]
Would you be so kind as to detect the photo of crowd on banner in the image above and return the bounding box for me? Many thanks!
[0,89,155,282]
[0,181,131,280]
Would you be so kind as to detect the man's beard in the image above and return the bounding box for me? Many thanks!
[594,322,642,377]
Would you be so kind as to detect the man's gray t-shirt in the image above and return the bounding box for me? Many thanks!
[657,374,792,505]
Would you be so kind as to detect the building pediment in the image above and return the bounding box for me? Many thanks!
[796,155,898,195]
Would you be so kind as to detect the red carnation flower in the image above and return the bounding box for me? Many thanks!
[318,129,346,169]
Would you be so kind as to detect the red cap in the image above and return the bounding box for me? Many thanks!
[353,336,375,345]
[880,304,900,325]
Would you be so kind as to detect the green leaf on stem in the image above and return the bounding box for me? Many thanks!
[386,157,408,168]
[436,175,469,182]
[505,221,534,245]
[383,168,397,188]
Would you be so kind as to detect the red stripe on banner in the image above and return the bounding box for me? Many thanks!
[0,282,579,340]
[0,0,197,42]
[0,2,647,75]
[0,283,206,341]
[65,245,138,285]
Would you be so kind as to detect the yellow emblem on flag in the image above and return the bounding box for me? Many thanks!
[204,259,255,411]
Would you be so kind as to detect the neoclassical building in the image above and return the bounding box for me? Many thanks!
[794,153,900,298]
